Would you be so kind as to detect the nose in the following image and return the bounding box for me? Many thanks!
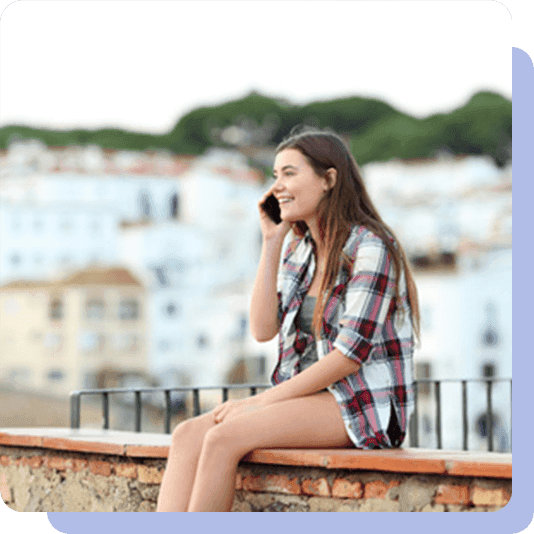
[272,177,285,193]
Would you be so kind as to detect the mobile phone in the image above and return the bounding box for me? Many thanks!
[260,193,282,224]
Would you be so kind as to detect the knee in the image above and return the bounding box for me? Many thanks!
[201,423,246,459]
[170,415,210,449]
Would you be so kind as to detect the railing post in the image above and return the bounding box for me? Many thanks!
[164,390,171,434]
[70,392,81,429]
[487,380,494,452]
[135,391,142,432]
[462,380,468,451]
[409,382,419,447]
[102,392,109,430]
[435,381,442,449]
[193,389,201,416]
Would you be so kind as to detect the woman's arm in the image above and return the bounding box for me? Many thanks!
[249,191,291,342]
[257,348,361,404]
[212,348,360,423]
[249,238,286,341]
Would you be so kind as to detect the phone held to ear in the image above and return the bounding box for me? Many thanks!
[260,194,282,224]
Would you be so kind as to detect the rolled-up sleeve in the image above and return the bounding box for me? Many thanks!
[333,234,397,365]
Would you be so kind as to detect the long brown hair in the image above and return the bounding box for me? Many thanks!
[276,126,420,342]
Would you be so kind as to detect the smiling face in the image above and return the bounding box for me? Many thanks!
[272,148,329,226]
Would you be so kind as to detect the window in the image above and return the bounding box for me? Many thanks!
[196,334,209,349]
[47,369,64,382]
[482,326,499,347]
[153,267,169,288]
[482,362,497,378]
[164,302,179,317]
[159,340,171,352]
[86,299,105,320]
[139,191,152,219]
[119,299,139,320]
[480,302,500,347]
[79,332,98,352]
[49,298,64,320]
[170,193,180,219]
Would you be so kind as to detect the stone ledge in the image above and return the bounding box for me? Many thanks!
[0,427,512,479]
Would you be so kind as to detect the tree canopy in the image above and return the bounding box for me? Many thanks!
[0,90,511,168]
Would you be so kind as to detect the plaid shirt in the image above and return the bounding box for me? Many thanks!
[271,224,415,449]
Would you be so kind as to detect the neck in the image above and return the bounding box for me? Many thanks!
[306,217,324,254]
[305,218,327,273]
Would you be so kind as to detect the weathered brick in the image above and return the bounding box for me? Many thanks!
[72,459,89,473]
[115,463,137,479]
[241,474,301,495]
[364,480,400,499]
[263,474,301,495]
[20,456,43,469]
[471,486,510,507]
[332,478,363,499]
[88,460,112,477]
[0,455,12,467]
[301,477,331,497]
[435,484,470,505]
[137,465,163,485]
[241,475,263,492]
[45,457,72,471]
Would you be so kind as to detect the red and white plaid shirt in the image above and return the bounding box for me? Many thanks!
[271,224,415,449]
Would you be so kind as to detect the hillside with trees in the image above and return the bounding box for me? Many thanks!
[0,90,511,168]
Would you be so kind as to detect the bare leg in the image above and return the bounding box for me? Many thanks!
[156,412,216,512]
[186,390,352,512]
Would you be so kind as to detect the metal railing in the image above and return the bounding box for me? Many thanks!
[70,383,269,435]
[409,378,512,452]
[69,378,512,452]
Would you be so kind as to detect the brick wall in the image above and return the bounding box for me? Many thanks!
[0,429,512,513]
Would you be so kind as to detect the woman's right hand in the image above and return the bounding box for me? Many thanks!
[258,188,291,243]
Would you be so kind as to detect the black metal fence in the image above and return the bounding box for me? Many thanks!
[69,378,512,453]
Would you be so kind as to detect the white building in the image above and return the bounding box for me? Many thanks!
[0,142,269,392]
[0,173,183,285]
[118,149,267,386]
[412,244,512,452]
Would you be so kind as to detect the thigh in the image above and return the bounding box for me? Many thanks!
[212,390,353,453]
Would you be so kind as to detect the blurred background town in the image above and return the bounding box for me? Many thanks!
[0,1,511,453]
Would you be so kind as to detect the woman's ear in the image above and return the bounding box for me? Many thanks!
[324,168,337,190]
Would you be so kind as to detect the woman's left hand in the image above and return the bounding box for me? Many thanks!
[212,396,266,425]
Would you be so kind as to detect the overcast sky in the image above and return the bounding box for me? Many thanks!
[0,1,520,135]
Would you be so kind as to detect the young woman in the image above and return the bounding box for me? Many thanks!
[156,126,420,512]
